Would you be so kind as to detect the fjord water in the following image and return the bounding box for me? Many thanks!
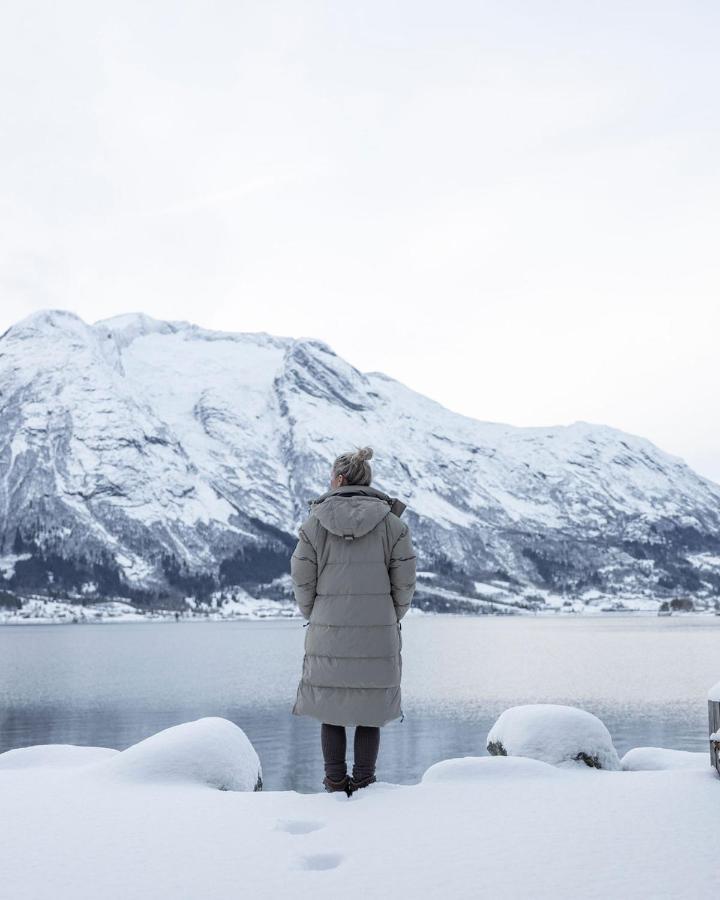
[0,616,716,791]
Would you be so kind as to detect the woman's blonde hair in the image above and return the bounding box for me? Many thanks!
[332,446,374,486]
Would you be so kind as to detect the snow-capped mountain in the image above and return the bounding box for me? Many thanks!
[1,309,719,613]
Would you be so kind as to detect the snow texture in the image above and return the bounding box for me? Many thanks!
[621,747,710,771]
[487,704,622,770]
[99,718,263,792]
[0,719,262,791]
[0,745,118,770]
[422,754,561,782]
[708,681,720,701]
[0,724,718,899]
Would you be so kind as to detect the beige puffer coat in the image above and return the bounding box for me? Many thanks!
[291,484,416,727]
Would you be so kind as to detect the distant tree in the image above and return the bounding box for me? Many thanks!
[162,553,217,600]
[430,552,459,577]
[219,543,291,588]
[670,597,694,612]
[12,527,25,555]
[0,590,21,610]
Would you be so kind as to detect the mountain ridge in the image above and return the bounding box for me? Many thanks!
[1,308,719,615]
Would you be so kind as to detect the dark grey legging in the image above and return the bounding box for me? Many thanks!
[321,723,380,781]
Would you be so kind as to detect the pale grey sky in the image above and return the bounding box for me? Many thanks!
[1,1,718,481]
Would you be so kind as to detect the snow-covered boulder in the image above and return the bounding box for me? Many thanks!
[422,755,559,783]
[487,704,621,770]
[99,718,262,791]
[0,745,118,770]
[621,747,709,771]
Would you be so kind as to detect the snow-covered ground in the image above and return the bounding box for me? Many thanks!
[0,716,717,899]
[0,593,299,625]
[1,592,716,625]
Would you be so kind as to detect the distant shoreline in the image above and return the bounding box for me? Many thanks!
[2,606,717,626]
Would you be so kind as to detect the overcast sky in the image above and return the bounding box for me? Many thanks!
[1,1,718,481]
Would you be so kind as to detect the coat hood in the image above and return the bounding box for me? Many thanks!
[310,485,406,540]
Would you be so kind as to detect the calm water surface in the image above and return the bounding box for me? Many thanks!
[0,616,717,791]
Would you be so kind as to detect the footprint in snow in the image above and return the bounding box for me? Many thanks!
[297,853,343,871]
[275,819,325,835]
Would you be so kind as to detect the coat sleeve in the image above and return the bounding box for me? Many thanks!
[290,524,318,620]
[389,523,416,621]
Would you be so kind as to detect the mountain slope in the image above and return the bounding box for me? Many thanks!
[1,309,719,612]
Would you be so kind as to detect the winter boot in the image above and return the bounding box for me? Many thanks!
[323,773,351,796]
[348,773,377,795]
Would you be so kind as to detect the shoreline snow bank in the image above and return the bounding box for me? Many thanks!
[0,719,263,792]
[621,747,710,771]
[0,733,718,899]
[0,745,119,770]
[0,594,299,625]
[3,596,718,626]
[422,754,561,782]
[99,718,263,792]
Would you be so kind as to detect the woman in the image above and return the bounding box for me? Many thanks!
[291,447,416,796]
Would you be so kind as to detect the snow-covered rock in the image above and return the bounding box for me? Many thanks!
[0,745,118,770]
[621,747,709,771]
[487,704,622,770]
[2,308,720,612]
[99,718,262,792]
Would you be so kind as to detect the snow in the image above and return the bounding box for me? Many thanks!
[473,581,505,597]
[114,552,156,582]
[3,309,720,612]
[100,718,262,792]
[422,754,561,782]
[621,747,710,771]
[3,592,703,625]
[0,596,149,625]
[0,745,118,770]
[709,681,720,701]
[210,590,297,619]
[0,720,261,790]
[0,719,719,899]
[487,704,622,770]
[688,553,720,571]
[0,593,299,624]
[0,553,30,578]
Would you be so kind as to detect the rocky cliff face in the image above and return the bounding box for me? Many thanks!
[1,309,719,613]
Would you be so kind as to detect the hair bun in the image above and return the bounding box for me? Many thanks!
[354,446,374,462]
